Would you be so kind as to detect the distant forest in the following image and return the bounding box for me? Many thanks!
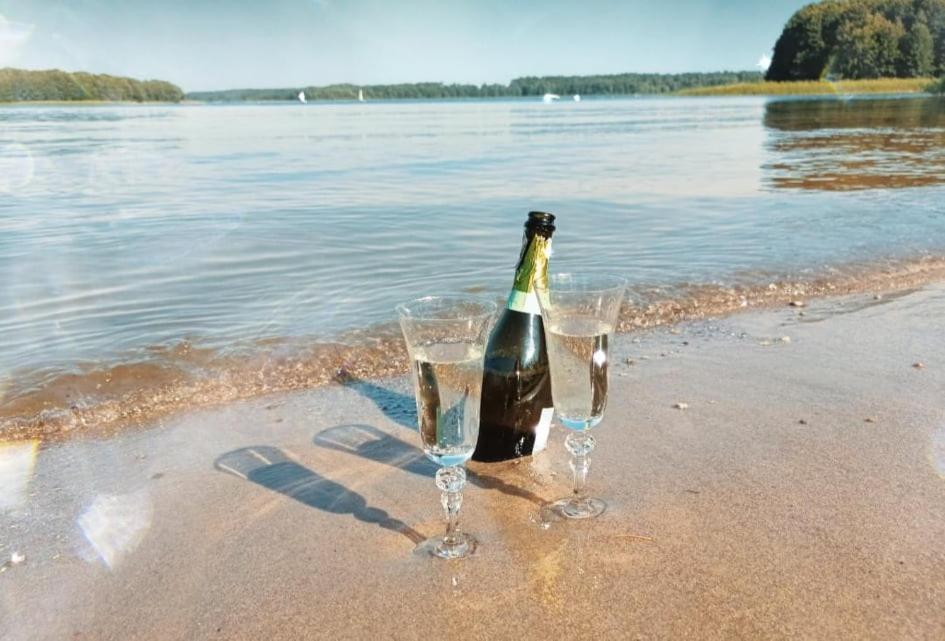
[767,0,945,80]
[185,71,764,102]
[0,68,184,102]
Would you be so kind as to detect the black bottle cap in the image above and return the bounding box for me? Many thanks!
[525,211,555,233]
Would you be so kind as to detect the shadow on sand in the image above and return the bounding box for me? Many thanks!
[314,423,546,507]
[214,445,423,545]
[332,374,547,506]
[334,371,418,431]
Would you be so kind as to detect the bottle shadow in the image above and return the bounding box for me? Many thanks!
[314,424,546,507]
[214,445,424,545]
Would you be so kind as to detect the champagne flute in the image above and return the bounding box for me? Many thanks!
[535,273,627,520]
[396,296,495,559]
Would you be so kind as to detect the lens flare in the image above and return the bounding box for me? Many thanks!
[0,143,35,193]
[78,490,153,569]
[0,440,39,512]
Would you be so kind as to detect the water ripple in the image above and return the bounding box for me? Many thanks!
[1,96,945,412]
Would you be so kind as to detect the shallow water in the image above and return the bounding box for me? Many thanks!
[1,95,945,430]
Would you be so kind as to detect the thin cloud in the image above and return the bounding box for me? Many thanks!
[0,14,34,65]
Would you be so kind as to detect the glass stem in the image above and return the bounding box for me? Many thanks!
[565,432,596,500]
[436,466,466,544]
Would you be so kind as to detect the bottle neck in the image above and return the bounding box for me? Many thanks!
[506,230,551,314]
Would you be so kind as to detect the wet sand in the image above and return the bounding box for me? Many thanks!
[2,283,945,639]
[4,254,945,442]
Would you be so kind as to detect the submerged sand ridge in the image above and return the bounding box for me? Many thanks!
[3,254,945,443]
[1,283,944,639]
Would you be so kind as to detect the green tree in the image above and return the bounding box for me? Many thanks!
[0,68,183,102]
[768,0,945,80]
[832,12,905,78]
[767,3,842,80]
[899,20,936,76]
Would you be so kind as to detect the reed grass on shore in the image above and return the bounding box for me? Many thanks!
[679,78,935,96]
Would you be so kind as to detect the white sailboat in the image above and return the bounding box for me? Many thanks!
[298,91,307,104]
[573,94,581,102]
[542,93,560,103]
[358,89,365,102]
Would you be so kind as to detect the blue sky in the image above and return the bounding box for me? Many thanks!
[0,1,810,91]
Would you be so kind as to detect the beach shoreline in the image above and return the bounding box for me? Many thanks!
[3,254,945,443]
[2,281,944,639]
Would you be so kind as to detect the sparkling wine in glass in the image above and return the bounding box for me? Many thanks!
[396,296,495,559]
[536,273,627,520]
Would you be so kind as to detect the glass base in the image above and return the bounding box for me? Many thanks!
[416,532,477,559]
[541,496,607,522]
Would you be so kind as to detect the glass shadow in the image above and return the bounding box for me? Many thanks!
[214,445,423,544]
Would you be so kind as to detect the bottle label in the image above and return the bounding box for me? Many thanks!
[507,289,541,314]
[507,235,551,315]
[532,407,555,454]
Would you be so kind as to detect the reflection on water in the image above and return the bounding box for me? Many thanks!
[764,97,945,190]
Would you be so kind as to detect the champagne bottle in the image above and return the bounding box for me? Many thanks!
[472,211,555,462]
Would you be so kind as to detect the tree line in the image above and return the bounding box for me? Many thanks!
[185,71,764,102]
[0,68,184,102]
[767,0,945,80]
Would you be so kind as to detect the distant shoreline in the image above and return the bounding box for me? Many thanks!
[2,89,940,107]
[0,100,203,106]
[0,68,184,103]
[183,71,763,102]
[3,69,940,104]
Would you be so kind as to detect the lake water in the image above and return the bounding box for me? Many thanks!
[2,95,945,430]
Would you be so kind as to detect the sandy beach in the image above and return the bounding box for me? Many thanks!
[5,3,945,639]
[2,282,945,640]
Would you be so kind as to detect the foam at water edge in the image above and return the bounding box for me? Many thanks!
[3,254,944,442]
